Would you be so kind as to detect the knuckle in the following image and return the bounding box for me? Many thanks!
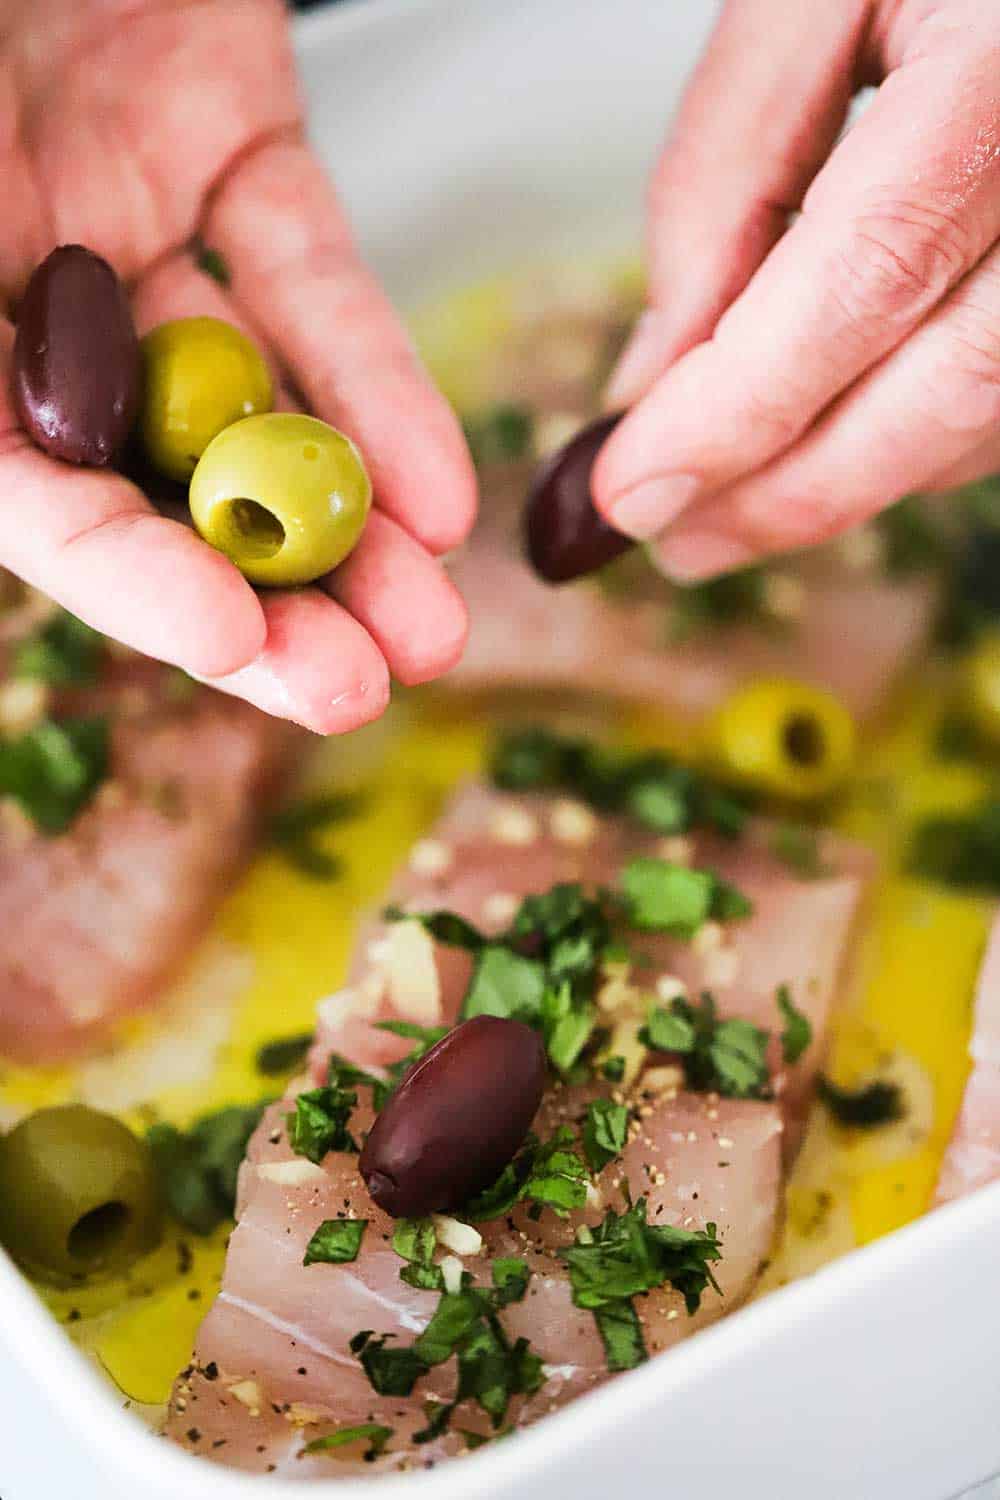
[827,200,970,336]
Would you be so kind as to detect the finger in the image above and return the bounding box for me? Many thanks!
[606,0,866,407]
[202,139,477,554]
[0,321,265,675]
[324,510,468,686]
[596,16,1000,538]
[197,589,390,736]
[652,242,1000,576]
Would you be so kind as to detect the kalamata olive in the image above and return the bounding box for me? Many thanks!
[359,1016,546,1219]
[523,413,635,583]
[13,245,140,466]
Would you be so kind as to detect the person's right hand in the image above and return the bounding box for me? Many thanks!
[593,0,1000,581]
[0,0,474,733]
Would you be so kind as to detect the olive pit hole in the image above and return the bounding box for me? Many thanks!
[782,713,826,767]
[222,498,285,560]
[67,1200,130,1263]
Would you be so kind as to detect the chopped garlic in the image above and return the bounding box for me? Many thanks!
[550,797,598,847]
[489,804,538,846]
[836,524,885,573]
[533,409,583,458]
[762,571,805,623]
[257,1159,328,1187]
[656,835,692,866]
[229,1380,262,1414]
[482,891,519,929]
[643,1065,684,1094]
[409,838,453,877]
[432,1215,483,1256]
[286,1404,325,1427]
[585,1181,604,1210]
[692,920,724,957]
[704,947,740,989]
[0,678,49,736]
[439,1255,465,1294]
[655,973,686,1004]
[383,919,442,1025]
[606,1020,647,1086]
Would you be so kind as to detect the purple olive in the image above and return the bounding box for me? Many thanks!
[523,413,635,583]
[359,1016,546,1219]
[13,246,140,466]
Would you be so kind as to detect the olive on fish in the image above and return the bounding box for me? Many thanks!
[523,413,635,583]
[359,1015,546,1219]
[13,245,140,467]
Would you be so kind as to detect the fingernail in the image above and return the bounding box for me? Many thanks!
[654,530,756,582]
[604,309,668,407]
[609,474,701,538]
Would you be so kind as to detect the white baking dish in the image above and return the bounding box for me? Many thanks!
[2,1,998,1495]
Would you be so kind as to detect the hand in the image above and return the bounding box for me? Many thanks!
[593,0,1000,579]
[0,0,474,732]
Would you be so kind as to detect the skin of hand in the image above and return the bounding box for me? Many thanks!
[0,0,475,733]
[593,0,1000,580]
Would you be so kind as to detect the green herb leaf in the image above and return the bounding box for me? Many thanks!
[490,728,749,839]
[0,715,108,833]
[354,1333,428,1397]
[287,1083,358,1163]
[622,859,751,936]
[777,985,811,1064]
[908,802,1000,891]
[148,1101,270,1235]
[463,403,534,467]
[303,1218,367,1266]
[641,994,771,1098]
[593,1298,647,1372]
[770,823,832,879]
[561,1200,722,1369]
[582,1099,629,1172]
[13,611,103,685]
[303,1424,392,1460]
[392,1218,444,1290]
[464,1127,589,1221]
[255,1033,313,1076]
[491,1258,530,1307]
[818,1077,903,1128]
[710,879,754,922]
[601,1054,626,1082]
[195,245,231,287]
[463,946,547,1022]
[268,792,365,881]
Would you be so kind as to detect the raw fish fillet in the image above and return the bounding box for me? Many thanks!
[167,783,868,1475]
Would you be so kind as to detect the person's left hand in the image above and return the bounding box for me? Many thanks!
[0,0,474,733]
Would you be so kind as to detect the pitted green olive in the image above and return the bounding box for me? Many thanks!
[139,316,273,481]
[188,413,372,586]
[0,1105,163,1283]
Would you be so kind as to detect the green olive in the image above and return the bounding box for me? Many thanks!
[707,677,856,802]
[963,632,1000,746]
[139,316,273,481]
[189,413,372,586]
[0,1106,162,1284]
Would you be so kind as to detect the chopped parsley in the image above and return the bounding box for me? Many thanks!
[622,858,752,936]
[255,1033,313,1076]
[462,403,534,467]
[303,1424,392,1461]
[561,1199,722,1371]
[268,791,366,880]
[664,568,771,643]
[195,245,231,287]
[303,1218,367,1266]
[777,985,812,1064]
[393,1218,443,1291]
[601,1054,626,1082]
[148,1101,271,1235]
[582,1099,629,1173]
[352,1270,543,1437]
[770,823,832,879]
[908,802,1000,891]
[0,715,108,833]
[818,1077,903,1128]
[463,1127,589,1221]
[642,993,771,1099]
[287,1081,359,1163]
[13,610,103,685]
[491,727,748,839]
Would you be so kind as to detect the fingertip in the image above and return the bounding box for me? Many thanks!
[318,659,392,736]
[393,582,468,687]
